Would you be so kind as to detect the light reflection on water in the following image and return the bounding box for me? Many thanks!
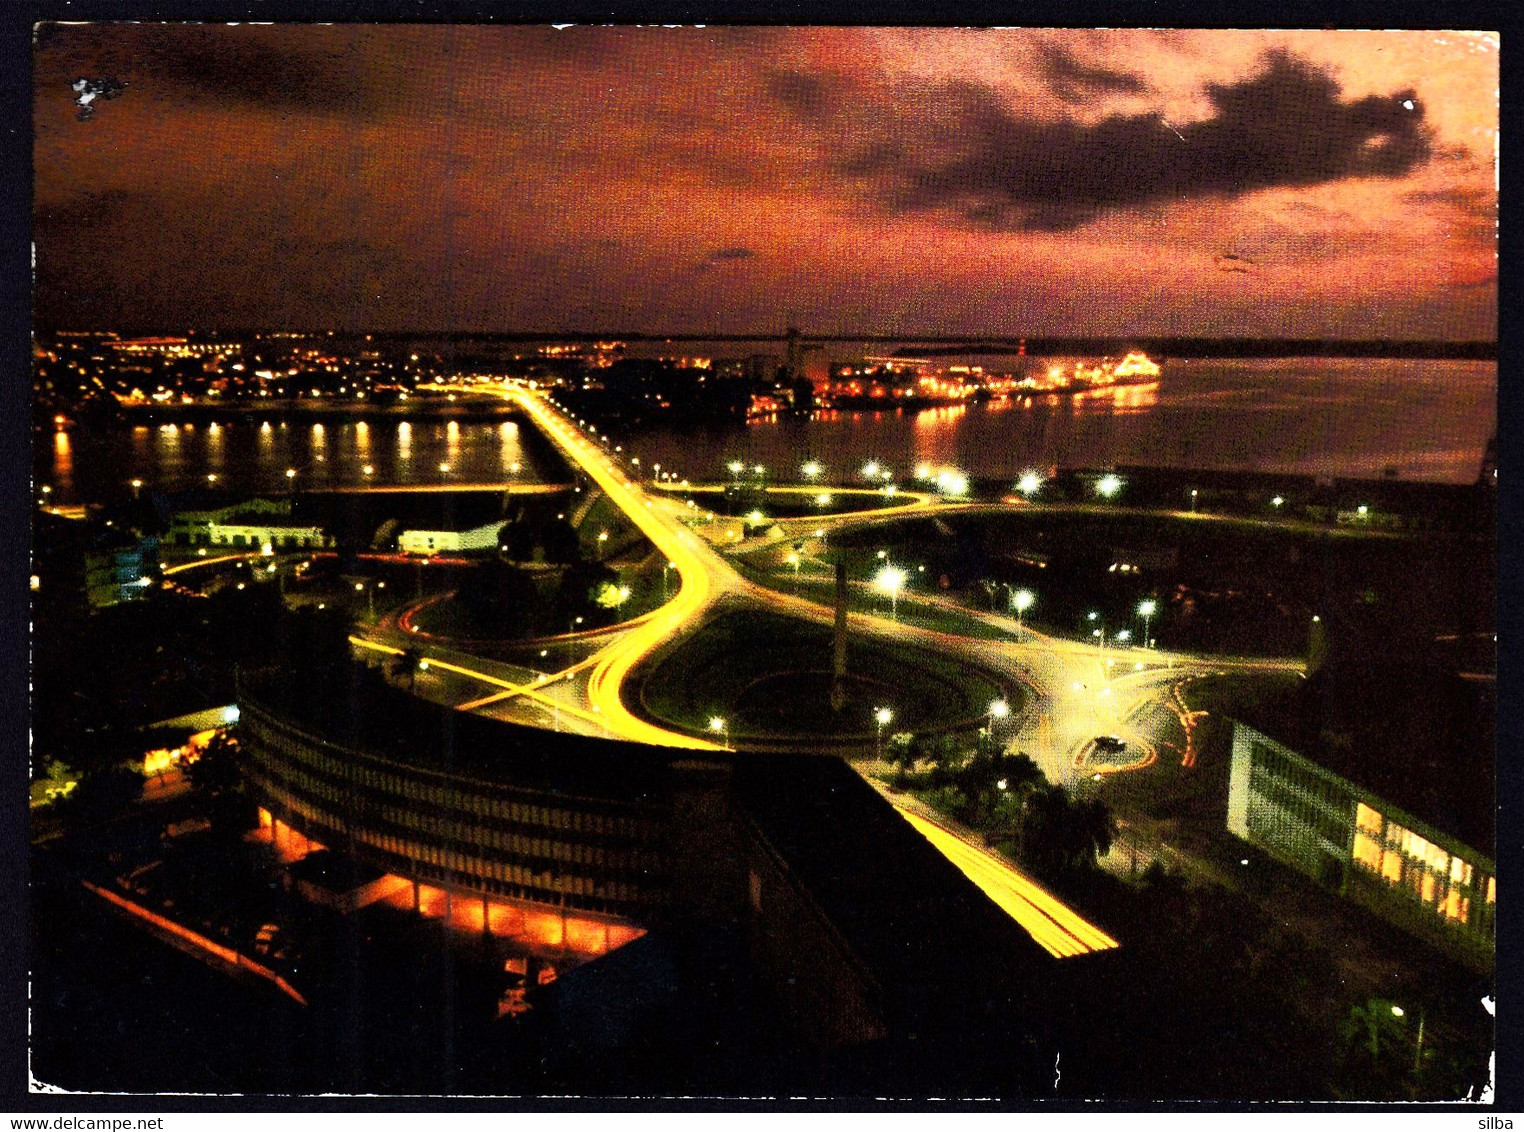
[44,416,548,503]
[41,358,1496,502]
[628,357,1495,488]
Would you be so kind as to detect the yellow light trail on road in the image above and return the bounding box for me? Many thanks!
[896,806,1119,958]
[163,553,250,575]
[500,386,721,749]
[349,636,610,732]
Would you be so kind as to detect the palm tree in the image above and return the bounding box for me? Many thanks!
[1022,785,1116,876]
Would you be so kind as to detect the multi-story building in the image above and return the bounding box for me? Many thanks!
[1227,722,1494,969]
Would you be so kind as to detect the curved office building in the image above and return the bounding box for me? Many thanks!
[236,667,731,925]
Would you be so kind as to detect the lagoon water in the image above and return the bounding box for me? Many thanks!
[40,357,1496,504]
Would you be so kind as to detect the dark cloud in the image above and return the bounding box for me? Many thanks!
[1035,44,1150,104]
[37,24,409,118]
[767,70,835,123]
[829,50,1433,231]
[694,246,756,273]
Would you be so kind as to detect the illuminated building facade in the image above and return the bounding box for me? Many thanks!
[1227,723,1494,968]
[170,498,333,551]
[237,694,674,922]
[397,520,503,555]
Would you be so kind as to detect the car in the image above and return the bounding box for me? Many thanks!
[1093,735,1127,753]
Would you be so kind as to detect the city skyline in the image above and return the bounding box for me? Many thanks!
[34,26,1496,339]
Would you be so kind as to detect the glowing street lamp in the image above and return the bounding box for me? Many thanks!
[285,468,297,480]
[862,460,881,479]
[1012,588,1035,631]
[1271,495,1284,508]
[802,461,822,479]
[1017,470,1043,497]
[874,706,893,756]
[1138,599,1157,647]
[874,563,908,619]
[915,463,933,481]
[988,698,1010,730]
[1096,473,1122,499]
[786,550,801,590]
[708,716,730,750]
[727,460,744,478]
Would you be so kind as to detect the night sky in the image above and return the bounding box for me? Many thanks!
[33,25,1497,338]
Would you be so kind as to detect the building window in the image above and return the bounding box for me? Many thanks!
[1356,802,1383,836]
[1353,831,1383,871]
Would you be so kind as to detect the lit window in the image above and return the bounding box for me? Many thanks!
[1381,849,1404,884]
[1352,832,1382,871]
[1421,873,1436,904]
[1451,857,1473,886]
[1356,802,1382,835]
[1488,876,1496,905]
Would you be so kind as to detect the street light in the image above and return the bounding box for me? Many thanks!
[988,698,1010,729]
[1189,488,1198,513]
[1012,588,1034,631]
[786,550,801,590]
[874,706,893,756]
[727,460,744,478]
[1096,474,1122,498]
[1138,599,1157,647]
[1017,470,1043,497]
[874,564,907,619]
[862,460,881,479]
[708,716,730,750]
[802,461,821,479]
